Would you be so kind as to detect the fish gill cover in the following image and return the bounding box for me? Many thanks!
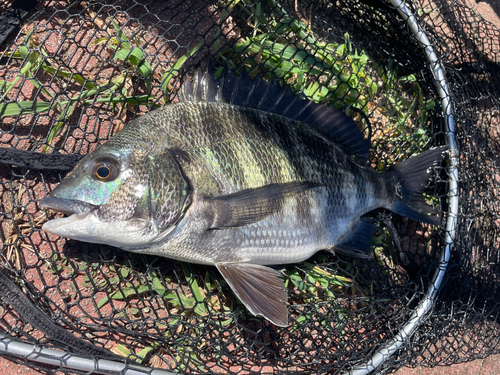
[0,0,497,374]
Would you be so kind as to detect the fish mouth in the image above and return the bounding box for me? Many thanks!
[41,197,95,234]
[41,197,94,217]
[40,197,156,247]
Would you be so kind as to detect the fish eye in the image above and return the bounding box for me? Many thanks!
[96,166,110,179]
[92,158,119,182]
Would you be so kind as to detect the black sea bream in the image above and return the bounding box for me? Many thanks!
[41,68,447,326]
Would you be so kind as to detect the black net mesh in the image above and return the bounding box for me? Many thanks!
[0,0,497,374]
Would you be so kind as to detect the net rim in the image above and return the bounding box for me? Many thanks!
[0,1,463,374]
[345,0,459,373]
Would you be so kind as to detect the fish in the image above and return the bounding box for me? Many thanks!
[41,66,448,327]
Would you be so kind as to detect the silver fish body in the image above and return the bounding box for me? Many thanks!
[41,69,447,326]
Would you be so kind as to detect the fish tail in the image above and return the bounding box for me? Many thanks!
[389,146,448,225]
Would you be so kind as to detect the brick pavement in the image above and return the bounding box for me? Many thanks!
[0,0,499,374]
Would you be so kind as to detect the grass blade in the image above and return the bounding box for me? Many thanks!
[0,101,51,116]
[161,41,204,101]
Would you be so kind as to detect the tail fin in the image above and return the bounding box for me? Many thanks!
[389,146,448,225]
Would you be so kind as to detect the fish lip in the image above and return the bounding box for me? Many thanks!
[40,197,94,217]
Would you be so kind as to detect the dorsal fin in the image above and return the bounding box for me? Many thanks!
[180,65,371,161]
[180,67,225,103]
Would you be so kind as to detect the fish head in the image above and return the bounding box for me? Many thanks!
[41,143,190,248]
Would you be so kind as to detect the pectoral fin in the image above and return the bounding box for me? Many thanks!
[216,263,288,327]
[208,181,320,229]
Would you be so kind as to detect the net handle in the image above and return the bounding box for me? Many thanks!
[0,333,175,375]
[345,0,459,373]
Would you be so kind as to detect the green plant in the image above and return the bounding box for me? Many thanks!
[377,61,435,151]
[217,0,435,157]
[97,263,233,321]
[285,262,368,332]
[217,0,378,111]
[0,18,202,151]
[94,261,234,369]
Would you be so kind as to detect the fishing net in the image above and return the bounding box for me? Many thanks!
[0,0,496,374]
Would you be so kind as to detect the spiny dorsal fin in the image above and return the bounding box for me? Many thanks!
[206,181,321,229]
[180,67,225,103]
[216,263,288,327]
[180,66,371,161]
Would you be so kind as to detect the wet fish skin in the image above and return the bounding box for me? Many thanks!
[101,101,387,265]
[41,68,447,327]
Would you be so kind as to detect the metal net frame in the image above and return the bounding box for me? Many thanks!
[0,0,497,374]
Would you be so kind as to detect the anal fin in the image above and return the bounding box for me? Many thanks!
[332,218,377,259]
[216,263,288,327]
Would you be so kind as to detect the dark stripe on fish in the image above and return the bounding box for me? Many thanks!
[247,139,287,185]
[209,141,248,190]
[294,190,315,227]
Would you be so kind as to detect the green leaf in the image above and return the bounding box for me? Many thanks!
[113,47,141,63]
[97,296,109,309]
[19,57,34,78]
[112,47,152,80]
[181,263,206,315]
[120,267,130,278]
[424,99,435,110]
[17,45,29,58]
[164,291,185,309]
[0,101,51,116]
[112,344,131,358]
[120,285,151,299]
[109,15,131,49]
[85,94,152,106]
[43,100,78,152]
[129,307,138,315]
[135,346,155,364]
[2,75,22,97]
[344,32,352,54]
[161,40,204,99]
[90,36,111,46]
[42,65,98,90]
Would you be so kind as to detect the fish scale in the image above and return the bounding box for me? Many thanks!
[41,67,447,327]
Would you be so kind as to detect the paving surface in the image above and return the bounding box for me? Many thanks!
[395,354,500,375]
[0,0,499,374]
